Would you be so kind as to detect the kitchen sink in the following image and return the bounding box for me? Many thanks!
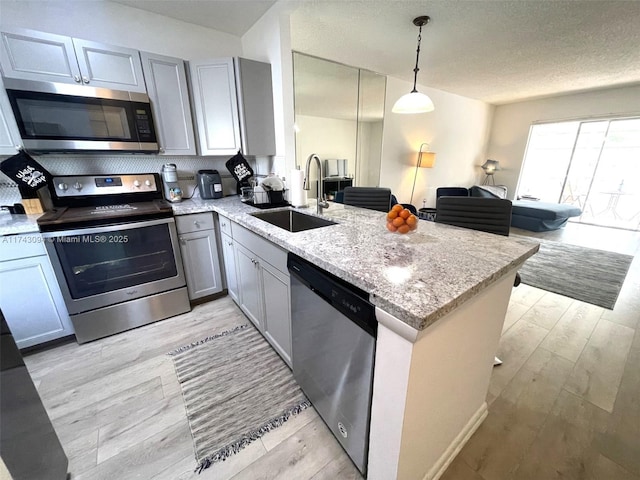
[250,210,337,232]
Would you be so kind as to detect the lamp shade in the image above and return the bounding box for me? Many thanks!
[392,91,435,114]
[481,159,500,174]
[418,151,436,168]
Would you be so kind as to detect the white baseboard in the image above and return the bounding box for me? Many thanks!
[424,402,488,480]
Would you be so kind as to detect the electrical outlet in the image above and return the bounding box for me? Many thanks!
[178,175,195,181]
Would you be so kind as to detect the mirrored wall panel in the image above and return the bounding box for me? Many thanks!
[293,52,385,198]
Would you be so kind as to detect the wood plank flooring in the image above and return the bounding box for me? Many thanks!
[23,222,640,480]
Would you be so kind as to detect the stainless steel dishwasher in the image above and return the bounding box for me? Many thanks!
[288,253,376,476]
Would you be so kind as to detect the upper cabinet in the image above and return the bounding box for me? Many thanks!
[141,52,196,155]
[188,57,275,157]
[0,27,146,92]
[0,77,22,155]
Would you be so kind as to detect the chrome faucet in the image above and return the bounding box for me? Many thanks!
[304,153,330,214]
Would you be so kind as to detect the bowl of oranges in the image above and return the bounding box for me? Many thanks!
[386,204,419,234]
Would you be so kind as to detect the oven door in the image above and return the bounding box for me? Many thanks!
[42,218,185,314]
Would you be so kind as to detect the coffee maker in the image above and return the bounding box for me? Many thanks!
[161,164,182,202]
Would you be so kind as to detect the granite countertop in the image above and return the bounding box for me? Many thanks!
[173,197,540,331]
[0,212,42,236]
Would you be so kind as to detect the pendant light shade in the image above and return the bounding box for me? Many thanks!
[393,15,434,114]
[392,91,435,113]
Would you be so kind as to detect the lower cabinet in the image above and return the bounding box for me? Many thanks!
[0,236,73,349]
[219,232,239,304]
[176,212,223,300]
[218,217,292,367]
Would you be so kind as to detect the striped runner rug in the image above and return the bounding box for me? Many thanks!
[168,324,310,473]
[517,238,633,309]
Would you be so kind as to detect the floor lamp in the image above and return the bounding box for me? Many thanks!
[481,159,500,185]
[409,143,436,205]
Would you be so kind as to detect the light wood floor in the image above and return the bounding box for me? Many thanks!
[24,222,639,480]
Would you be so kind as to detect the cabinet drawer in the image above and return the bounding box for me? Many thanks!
[218,214,232,237]
[175,212,215,234]
[0,234,46,262]
[231,222,288,274]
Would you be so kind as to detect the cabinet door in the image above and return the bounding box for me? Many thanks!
[234,243,263,330]
[0,255,73,349]
[0,27,82,84]
[0,77,22,155]
[179,229,223,300]
[220,233,239,304]
[260,261,292,367]
[72,38,146,92]
[234,58,276,156]
[188,58,242,156]
[140,52,196,155]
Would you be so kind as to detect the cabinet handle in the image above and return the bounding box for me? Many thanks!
[179,237,185,244]
[222,222,227,227]
[227,241,233,246]
[74,75,81,83]
[194,221,200,227]
[82,76,90,84]
[15,145,23,151]
[159,147,165,153]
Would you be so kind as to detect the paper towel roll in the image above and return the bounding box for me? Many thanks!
[289,168,307,207]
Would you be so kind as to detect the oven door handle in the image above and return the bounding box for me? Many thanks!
[41,217,176,238]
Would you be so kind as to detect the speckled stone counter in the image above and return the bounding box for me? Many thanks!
[172,196,539,331]
[0,212,41,236]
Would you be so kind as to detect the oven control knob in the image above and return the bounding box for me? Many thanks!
[144,179,152,187]
[58,182,68,191]
[133,180,141,188]
[73,182,83,191]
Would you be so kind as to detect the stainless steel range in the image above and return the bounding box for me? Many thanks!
[37,174,190,343]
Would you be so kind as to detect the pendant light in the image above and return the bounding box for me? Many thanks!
[392,16,435,114]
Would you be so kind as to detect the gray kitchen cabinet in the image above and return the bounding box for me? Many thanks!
[231,221,291,366]
[260,259,292,366]
[234,242,264,330]
[0,77,22,155]
[176,213,223,300]
[218,215,239,304]
[140,52,196,155]
[188,57,275,157]
[0,235,73,349]
[0,27,146,92]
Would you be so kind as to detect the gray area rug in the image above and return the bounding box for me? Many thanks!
[168,324,310,473]
[517,238,633,309]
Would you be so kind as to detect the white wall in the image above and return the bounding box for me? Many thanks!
[0,0,242,60]
[381,77,495,207]
[241,1,297,178]
[488,84,640,198]
[295,115,357,169]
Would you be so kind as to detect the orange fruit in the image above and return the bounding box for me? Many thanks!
[397,224,411,234]
[392,216,405,227]
[391,204,403,213]
[386,221,398,232]
[406,215,418,229]
[387,210,398,220]
[399,209,411,219]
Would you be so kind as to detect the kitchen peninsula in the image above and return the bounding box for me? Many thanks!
[172,196,539,480]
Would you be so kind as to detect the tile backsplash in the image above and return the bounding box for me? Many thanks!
[0,153,282,205]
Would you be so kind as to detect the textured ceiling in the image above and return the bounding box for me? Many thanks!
[109,0,640,105]
[290,0,640,105]
[110,0,276,36]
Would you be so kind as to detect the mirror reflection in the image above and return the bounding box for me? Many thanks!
[293,52,386,199]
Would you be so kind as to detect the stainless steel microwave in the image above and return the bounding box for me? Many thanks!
[3,78,158,153]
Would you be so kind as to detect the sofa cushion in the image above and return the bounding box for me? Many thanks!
[512,200,582,220]
[470,185,508,199]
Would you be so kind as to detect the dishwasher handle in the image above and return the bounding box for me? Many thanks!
[288,253,377,337]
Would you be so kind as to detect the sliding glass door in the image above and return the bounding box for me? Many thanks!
[518,117,640,231]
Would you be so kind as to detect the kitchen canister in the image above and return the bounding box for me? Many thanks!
[289,168,307,207]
